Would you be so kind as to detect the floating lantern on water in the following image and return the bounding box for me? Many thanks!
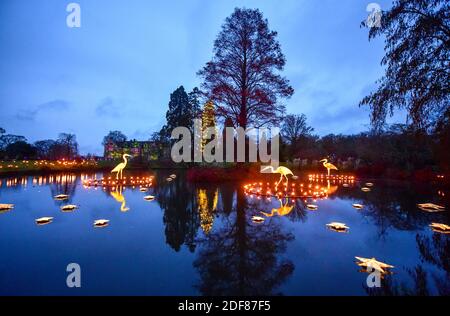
[342,183,349,187]
[365,182,374,187]
[83,176,153,188]
[166,177,173,182]
[326,222,349,232]
[144,195,155,201]
[361,187,371,192]
[60,204,78,212]
[36,217,53,225]
[306,204,318,210]
[0,204,14,211]
[251,216,265,224]
[243,182,327,199]
[417,203,445,212]
[352,203,364,209]
[139,187,148,192]
[169,174,177,179]
[54,194,69,200]
[355,257,394,274]
[94,219,109,227]
[429,223,450,234]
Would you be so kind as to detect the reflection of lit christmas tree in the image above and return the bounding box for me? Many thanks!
[197,189,218,234]
[201,100,216,151]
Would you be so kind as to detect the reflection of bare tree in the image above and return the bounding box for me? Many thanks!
[194,189,294,295]
[416,233,450,295]
[286,200,309,222]
[154,171,199,252]
[366,232,450,296]
[219,183,235,215]
[338,183,448,237]
[365,266,431,296]
[49,173,78,205]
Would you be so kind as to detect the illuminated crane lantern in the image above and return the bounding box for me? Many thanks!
[261,165,295,187]
[320,159,338,176]
[111,154,132,180]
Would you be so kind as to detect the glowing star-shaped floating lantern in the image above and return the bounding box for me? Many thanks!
[94,219,109,227]
[417,203,445,212]
[326,222,349,232]
[261,165,295,187]
[36,217,53,225]
[352,203,364,209]
[60,204,78,212]
[306,204,318,210]
[111,154,132,180]
[0,204,14,212]
[54,194,69,200]
[144,195,155,201]
[320,159,338,176]
[251,216,265,224]
[430,223,450,234]
[361,187,371,192]
[355,257,394,274]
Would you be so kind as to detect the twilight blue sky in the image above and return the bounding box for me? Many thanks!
[0,0,404,155]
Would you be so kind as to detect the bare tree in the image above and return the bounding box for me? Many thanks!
[281,114,313,145]
[198,8,294,129]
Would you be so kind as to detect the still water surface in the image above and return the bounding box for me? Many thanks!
[0,171,448,295]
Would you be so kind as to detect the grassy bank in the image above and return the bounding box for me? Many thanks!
[1,160,447,186]
[0,160,116,175]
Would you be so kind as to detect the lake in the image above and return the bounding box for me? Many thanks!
[0,171,448,296]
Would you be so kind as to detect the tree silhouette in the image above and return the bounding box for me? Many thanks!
[198,8,294,129]
[193,189,294,295]
[153,171,200,252]
[160,86,196,140]
[361,0,450,131]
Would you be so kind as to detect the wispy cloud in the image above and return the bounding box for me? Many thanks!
[131,128,153,140]
[95,97,122,117]
[15,99,70,121]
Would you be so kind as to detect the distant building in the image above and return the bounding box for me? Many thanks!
[104,140,157,161]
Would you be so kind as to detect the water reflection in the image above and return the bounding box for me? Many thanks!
[261,197,294,217]
[110,186,130,212]
[197,188,218,234]
[153,172,199,252]
[366,232,450,296]
[194,189,295,296]
[0,171,449,295]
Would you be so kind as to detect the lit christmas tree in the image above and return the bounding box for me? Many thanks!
[201,100,216,151]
